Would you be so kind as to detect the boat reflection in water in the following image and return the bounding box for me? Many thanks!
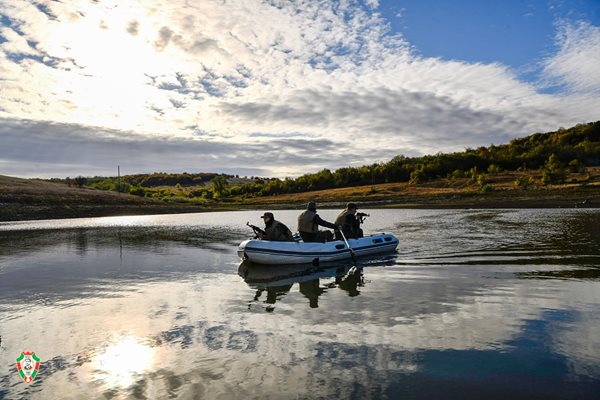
[238,254,398,311]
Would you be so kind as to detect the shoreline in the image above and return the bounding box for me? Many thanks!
[1,194,597,222]
[2,174,598,222]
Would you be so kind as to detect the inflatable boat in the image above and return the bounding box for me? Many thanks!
[237,233,399,265]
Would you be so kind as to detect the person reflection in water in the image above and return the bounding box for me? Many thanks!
[336,267,364,297]
[247,266,366,311]
[299,279,326,308]
[253,284,293,312]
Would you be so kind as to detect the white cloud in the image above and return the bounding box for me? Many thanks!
[542,21,600,93]
[364,0,380,9]
[0,26,37,55]
[126,19,139,36]
[0,0,599,177]
[0,118,376,178]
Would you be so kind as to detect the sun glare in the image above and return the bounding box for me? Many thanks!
[94,336,154,388]
[43,3,180,130]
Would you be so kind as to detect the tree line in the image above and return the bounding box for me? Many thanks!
[54,121,599,201]
[222,121,599,197]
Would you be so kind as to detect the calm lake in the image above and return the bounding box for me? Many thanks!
[1,209,599,399]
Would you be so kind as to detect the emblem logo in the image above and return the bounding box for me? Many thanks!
[16,352,41,384]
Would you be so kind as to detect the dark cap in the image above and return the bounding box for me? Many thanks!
[260,212,274,219]
[346,203,358,210]
[307,201,316,210]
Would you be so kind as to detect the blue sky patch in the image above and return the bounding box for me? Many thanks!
[378,0,600,81]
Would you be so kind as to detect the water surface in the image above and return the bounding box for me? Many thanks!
[1,209,599,399]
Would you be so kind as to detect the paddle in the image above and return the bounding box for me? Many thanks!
[338,229,357,262]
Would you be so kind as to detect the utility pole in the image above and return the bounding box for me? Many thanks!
[118,165,121,195]
[371,170,375,193]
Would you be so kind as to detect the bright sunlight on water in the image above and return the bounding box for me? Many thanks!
[1,209,599,399]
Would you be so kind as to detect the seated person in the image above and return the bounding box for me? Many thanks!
[259,212,294,241]
[297,201,337,242]
[334,203,364,240]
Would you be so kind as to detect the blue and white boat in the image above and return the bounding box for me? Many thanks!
[237,233,399,265]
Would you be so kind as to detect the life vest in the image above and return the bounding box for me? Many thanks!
[335,209,353,227]
[298,210,318,233]
[264,220,293,241]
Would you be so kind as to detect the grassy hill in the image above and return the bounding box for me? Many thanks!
[0,175,207,221]
[237,167,600,209]
[2,121,599,221]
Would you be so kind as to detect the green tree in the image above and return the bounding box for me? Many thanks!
[129,186,146,196]
[211,176,228,197]
[542,154,567,184]
[409,166,426,184]
[450,169,466,179]
[487,164,501,174]
[568,159,584,173]
[74,176,87,188]
[468,166,479,180]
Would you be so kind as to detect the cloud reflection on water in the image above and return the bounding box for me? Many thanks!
[0,209,599,399]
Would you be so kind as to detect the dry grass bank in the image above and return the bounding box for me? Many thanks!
[2,168,599,221]
[238,168,600,209]
[0,175,203,221]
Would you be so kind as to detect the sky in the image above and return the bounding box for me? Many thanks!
[0,0,599,178]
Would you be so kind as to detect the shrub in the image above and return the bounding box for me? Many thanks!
[542,154,567,184]
[450,169,465,179]
[514,176,534,189]
[468,166,479,180]
[89,178,116,191]
[478,183,494,194]
[74,176,87,188]
[409,167,426,184]
[568,159,584,173]
[476,175,488,186]
[211,176,228,197]
[487,164,502,174]
[129,186,146,196]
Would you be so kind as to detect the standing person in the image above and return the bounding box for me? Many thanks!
[335,203,363,240]
[297,201,338,242]
[259,212,294,242]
